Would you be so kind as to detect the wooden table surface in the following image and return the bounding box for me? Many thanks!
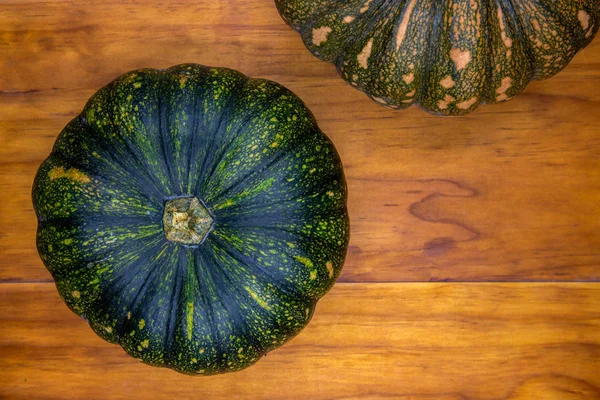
[1,1,599,399]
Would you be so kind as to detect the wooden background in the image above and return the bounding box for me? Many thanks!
[1,1,599,399]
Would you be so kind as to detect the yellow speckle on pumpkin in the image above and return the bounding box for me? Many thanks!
[450,48,472,71]
[186,302,194,340]
[138,319,145,329]
[578,10,593,38]
[579,10,590,30]
[294,256,314,269]
[105,326,113,334]
[245,287,272,311]
[325,261,334,278]
[440,75,455,89]
[360,0,373,13]
[49,166,91,184]
[192,358,198,363]
[72,290,80,299]
[200,348,205,354]
[179,76,188,88]
[495,77,512,102]
[270,142,279,148]
[312,26,332,46]
[357,38,374,69]
[438,94,455,110]
[127,312,131,319]
[457,97,478,110]
[402,72,414,85]
[343,16,355,24]
[141,339,149,348]
[133,82,142,89]
[327,191,334,197]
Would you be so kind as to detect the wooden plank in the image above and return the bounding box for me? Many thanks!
[1,0,600,283]
[1,282,599,399]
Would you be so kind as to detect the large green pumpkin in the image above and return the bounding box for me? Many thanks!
[275,0,599,115]
[32,64,349,375]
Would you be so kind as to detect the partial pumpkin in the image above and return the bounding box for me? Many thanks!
[275,0,599,115]
[32,64,349,375]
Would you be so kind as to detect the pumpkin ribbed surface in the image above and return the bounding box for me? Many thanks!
[32,64,349,375]
[276,0,599,115]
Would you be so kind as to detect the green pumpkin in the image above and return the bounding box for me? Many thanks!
[32,64,349,375]
[275,0,599,115]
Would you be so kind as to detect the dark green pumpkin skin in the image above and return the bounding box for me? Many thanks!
[275,0,600,115]
[32,64,349,375]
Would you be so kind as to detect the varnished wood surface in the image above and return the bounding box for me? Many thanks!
[2,283,599,399]
[1,0,599,398]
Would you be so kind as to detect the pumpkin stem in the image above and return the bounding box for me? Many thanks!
[163,197,213,245]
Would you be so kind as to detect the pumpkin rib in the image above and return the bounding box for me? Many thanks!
[41,152,164,215]
[509,0,578,80]
[95,240,168,319]
[194,103,256,198]
[540,1,597,77]
[81,111,173,199]
[213,230,316,302]
[116,244,181,365]
[66,234,167,341]
[206,127,337,211]
[90,74,176,196]
[199,84,316,206]
[201,241,292,355]
[482,0,496,104]
[505,0,544,80]
[185,79,201,195]
[418,1,447,113]
[202,88,315,204]
[191,70,250,198]
[504,0,544,80]
[356,3,410,108]
[162,248,186,367]
[191,247,224,374]
[194,244,261,373]
[157,92,177,193]
[485,0,530,103]
[84,131,169,203]
[208,148,295,207]
[43,116,168,206]
[483,0,506,103]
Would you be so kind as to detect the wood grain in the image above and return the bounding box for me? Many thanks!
[1,282,599,400]
[1,0,599,282]
[1,1,599,399]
